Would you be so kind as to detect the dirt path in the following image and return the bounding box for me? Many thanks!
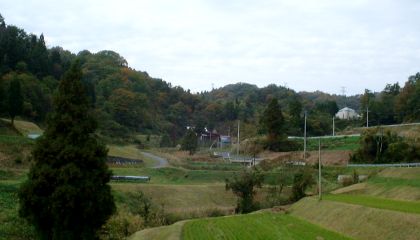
[141,151,169,168]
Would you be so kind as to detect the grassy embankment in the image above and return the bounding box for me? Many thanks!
[182,212,352,240]
[131,212,352,240]
[333,167,420,201]
[290,135,360,151]
[290,167,420,240]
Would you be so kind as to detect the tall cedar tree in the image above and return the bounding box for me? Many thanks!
[8,76,23,125]
[261,98,285,151]
[181,128,198,155]
[18,61,115,240]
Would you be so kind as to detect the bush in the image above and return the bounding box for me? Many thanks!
[99,211,144,240]
[350,128,420,163]
[225,168,264,213]
[290,167,315,202]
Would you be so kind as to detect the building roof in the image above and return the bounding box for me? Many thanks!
[337,107,356,113]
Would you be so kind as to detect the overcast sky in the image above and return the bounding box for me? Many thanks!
[2,0,420,95]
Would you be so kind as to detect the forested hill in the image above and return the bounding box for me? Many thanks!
[0,14,419,143]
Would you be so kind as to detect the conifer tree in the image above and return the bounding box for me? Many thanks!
[181,128,198,155]
[18,61,115,240]
[261,98,285,151]
[8,76,23,125]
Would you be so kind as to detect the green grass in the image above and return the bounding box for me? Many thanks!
[377,167,420,180]
[0,135,34,144]
[0,181,35,239]
[292,136,360,151]
[129,221,186,240]
[323,194,420,214]
[369,176,420,188]
[182,212,352,240]
[136,134,161,148]
[182,161,246,171]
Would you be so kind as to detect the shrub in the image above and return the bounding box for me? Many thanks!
[225,168,264,213]
[290,167,315,202]
[100,211,144,240]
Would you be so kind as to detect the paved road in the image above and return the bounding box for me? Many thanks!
[141,151,169,168]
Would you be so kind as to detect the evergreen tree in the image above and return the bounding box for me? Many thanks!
[7,75,23,125]
[0,79,4,113]
[181,128,198,155]
[18,61,115,240]
[260,98,285,151]
[159,133,172,147]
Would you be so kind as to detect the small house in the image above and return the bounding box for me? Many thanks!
[335,107,360,120]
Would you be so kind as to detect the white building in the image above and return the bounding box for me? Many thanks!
[335,107,360,120]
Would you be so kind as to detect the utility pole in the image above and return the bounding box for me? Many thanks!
[304,111,307,160]
[341,86,347,107]
[366,106,369,128]
[237,120,240,156]
[318,137,322,200]
[332,116,335,136]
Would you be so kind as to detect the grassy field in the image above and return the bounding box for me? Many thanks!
[112,183,236,214]
[108,145,158,167]
[290,197,420,240]
[323,194,420,214]
[181,212,352,240]
[0,118,43,136]
[0,181,35,239]
[128,221,186,240]
[377,167,420,180]
[332,167,420,201]
[291,135,360,151]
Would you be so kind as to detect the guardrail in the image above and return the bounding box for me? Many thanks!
[111,175,150,181]
[347,163,420,167]
[107,156,143,165]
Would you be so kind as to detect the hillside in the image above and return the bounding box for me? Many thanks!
[130,212,352,240]
[1,14,419,145]
[128,167,420,240]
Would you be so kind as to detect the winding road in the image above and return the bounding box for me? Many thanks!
[141,151,169,168]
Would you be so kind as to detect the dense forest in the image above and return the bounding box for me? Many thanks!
[0,14,419,144]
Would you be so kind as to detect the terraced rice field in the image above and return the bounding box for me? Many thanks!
[323,194,420,214]
[182,212,352,240]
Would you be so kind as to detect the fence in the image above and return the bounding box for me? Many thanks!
[347,163,420,167]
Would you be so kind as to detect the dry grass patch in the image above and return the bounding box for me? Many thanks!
[291,197,420,240]
[0,118,43,135]
[378,168,420,180]
[111,183,236,214]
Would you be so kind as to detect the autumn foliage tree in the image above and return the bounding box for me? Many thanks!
[18,61,115,240]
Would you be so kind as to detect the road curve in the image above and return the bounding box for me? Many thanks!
[141,151,169,168]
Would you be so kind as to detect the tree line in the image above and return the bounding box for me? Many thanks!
[1,14,419,144]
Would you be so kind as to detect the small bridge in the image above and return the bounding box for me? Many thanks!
[213,151,264,166]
